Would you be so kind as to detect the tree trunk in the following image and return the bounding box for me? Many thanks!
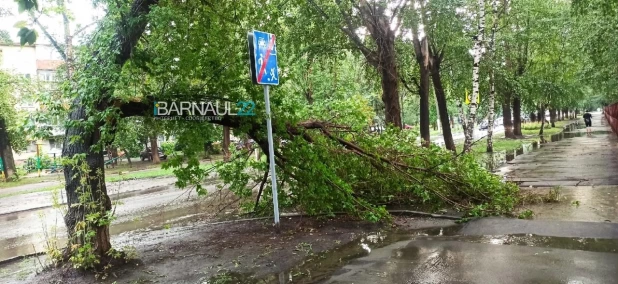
[223,126,231,161]
[62,104,112,257]
[150,136,160,163]
[0,119,16,180]
[537,109,543,123]
[503,95,515,138]
[380,56,403,129]
[410,32,432,147]
[367,9,402,129]
[487,71,496,152]
[539,105,546,136]
[419,63,431,147]
[549,108,556,128]
[486,0,498,153]
[126,155,132,167]
[530,112,536,123]
[513,97,522,136]
[464,0,486,153]
[111,147,118,166]
[59,0,158,262]
[430,64,455,152]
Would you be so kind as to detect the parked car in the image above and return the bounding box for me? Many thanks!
[479,120,489,130]
[140,147,167,161]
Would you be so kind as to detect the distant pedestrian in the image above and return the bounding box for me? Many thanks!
[583,110,592,135]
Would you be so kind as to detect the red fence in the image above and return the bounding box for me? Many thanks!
[604,104,618,134]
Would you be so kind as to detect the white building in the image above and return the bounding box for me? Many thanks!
[0,43,64,160]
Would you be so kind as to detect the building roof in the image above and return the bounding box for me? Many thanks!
[36,60,63,70]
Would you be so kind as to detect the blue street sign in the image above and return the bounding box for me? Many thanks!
[248,30,279,85]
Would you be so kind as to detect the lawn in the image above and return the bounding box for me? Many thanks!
[521,120,571,136]
[456,136,539,156]
[457,120,577,157]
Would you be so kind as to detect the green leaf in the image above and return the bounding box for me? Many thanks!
[16,27,36,46]
[16,27,28,37]
[13,21,28,29]
[16,0,38,13]
[25,29,37,45]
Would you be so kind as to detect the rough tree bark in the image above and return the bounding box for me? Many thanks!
[486,0,499,152]
[502,95,515,138]
[150,136,160,164]
[412,35,431,147]
[429,60,456,152]
[0,119,16,180]
[549,108,556,127]
[463,0,486,153]
[513,97,522,136]
[61,0,158,259]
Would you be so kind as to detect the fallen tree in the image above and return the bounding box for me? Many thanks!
[15,0,520,271]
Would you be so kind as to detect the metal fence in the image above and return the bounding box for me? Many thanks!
[604,104,618,134]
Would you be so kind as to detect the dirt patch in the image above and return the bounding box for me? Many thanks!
[8,215,454,284]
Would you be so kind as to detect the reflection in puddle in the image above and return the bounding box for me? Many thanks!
[360,243,371,253]
[255,227,618,284]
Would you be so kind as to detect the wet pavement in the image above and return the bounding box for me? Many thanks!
[266,113,618,284]
[262,222,618,284]
[502,112,618,187]
[318,237,618,284]
[0,177,221,263]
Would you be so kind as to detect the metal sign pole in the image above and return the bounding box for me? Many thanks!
[263,85,280,227]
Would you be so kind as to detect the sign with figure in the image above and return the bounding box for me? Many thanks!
[248,30,279,85]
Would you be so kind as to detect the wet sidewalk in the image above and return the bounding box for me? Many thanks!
[502,112,618,187]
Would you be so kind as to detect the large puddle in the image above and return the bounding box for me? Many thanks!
[209,225,618,283]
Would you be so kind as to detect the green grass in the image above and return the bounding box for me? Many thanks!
[456,137,538,156]
[457,120,576,157]
[106,168,176,182]
[521,120,570,136]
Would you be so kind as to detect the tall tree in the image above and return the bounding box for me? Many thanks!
[309,0,404,128]
[486,0,499,151]
[463,0,487,153]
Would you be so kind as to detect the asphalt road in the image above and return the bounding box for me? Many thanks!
[0,177,220,262]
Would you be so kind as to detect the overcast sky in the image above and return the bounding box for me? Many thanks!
[0,0,103,45]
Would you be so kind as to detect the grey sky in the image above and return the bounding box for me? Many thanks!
[0,0,103,45]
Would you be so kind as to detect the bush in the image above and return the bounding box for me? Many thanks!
[161,141,175,155]
[23,154,58,171]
